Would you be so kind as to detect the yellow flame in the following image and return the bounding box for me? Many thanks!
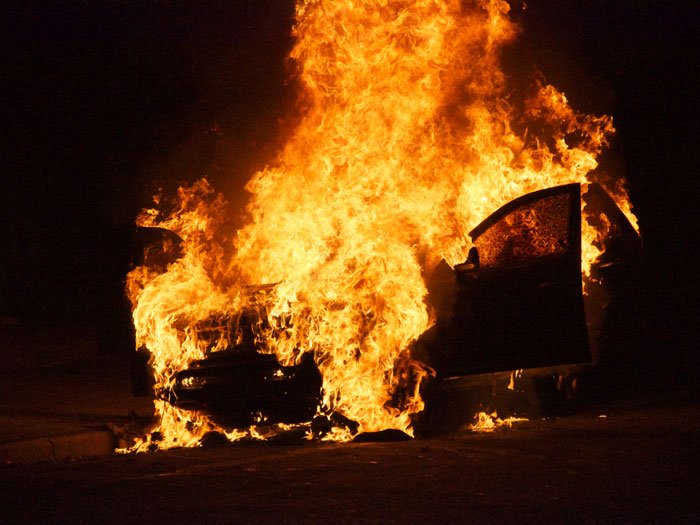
[125,0,636,450]
[470,411,527,432]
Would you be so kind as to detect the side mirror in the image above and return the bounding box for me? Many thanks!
[455,247,479,272]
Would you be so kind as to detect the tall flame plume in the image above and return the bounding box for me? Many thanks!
[126,0,636,450]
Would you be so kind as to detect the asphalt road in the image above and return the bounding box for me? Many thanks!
[1,390,698,524]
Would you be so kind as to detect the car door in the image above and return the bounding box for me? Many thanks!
[425,183,591,378]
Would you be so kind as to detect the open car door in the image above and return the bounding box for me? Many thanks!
[423,183,591,378]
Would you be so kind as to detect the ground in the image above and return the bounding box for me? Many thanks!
[1,380,698,523]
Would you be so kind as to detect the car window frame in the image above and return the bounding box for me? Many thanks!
[466,183,582,272]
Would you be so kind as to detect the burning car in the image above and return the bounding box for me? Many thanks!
[131,182,641,436]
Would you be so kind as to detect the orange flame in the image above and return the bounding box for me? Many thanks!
[125,0,636,450]
[470,411,528,432]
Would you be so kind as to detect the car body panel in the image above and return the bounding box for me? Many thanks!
[166,351,322,428]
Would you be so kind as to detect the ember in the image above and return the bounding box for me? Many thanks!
[125,0,636,451]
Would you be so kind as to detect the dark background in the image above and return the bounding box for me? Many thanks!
[1,2,697,382]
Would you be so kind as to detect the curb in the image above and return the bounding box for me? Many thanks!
[0,430,115,465]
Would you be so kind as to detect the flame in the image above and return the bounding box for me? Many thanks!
[125,0,636,450]
[470,411,528,433]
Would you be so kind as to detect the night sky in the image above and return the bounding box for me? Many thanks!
[1,1,698,376]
